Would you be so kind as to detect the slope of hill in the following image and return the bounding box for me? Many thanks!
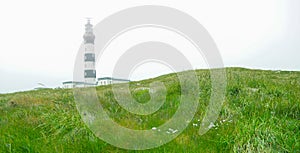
[0,68,299,152]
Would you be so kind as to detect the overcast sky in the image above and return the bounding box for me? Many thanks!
[0,0,299,93]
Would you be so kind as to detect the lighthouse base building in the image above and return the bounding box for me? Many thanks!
[63,77,130,88]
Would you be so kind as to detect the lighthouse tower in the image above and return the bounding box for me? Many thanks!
[83,19,96,85]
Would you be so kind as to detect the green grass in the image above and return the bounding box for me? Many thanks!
[0,67,299,152]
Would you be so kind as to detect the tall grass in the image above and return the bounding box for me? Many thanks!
[0,68,299,152]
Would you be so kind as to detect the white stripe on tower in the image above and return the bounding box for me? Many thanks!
[83,19,96,85]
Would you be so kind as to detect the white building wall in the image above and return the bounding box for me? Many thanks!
[85,78,95,84]
[97,79,130,86]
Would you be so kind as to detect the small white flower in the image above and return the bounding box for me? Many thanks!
[208,122,215,129]
[166,128,179,134]
[193,123,198,127]
[152,127,157,130]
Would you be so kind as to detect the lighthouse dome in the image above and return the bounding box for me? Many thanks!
[83,20,95,44]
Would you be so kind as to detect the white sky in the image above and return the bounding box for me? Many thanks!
[0,0,299,93]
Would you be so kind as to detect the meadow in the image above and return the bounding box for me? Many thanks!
[0,68,299,152]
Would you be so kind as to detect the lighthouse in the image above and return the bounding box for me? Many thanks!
[62,19,130,89]
[83,19,96,85]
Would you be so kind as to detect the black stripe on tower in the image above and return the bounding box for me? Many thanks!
[84,53,95,62]
[84,70,96,78]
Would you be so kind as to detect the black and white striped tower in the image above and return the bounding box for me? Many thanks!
[83,19,96,85]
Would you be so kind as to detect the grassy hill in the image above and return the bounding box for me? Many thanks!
[0,68,299,152]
